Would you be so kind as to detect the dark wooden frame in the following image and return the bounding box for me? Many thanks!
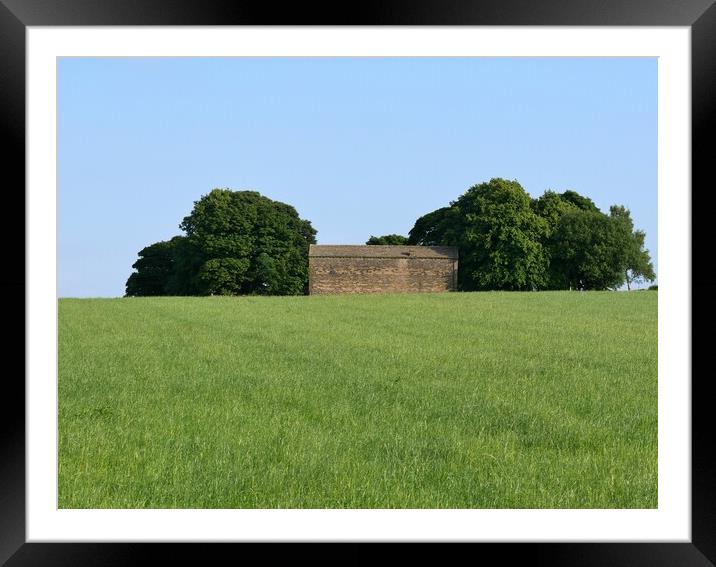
[2,1,713,564]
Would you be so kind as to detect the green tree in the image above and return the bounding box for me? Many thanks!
[407,181,654,292]
[126,189,317,296]
[559,190,600,213]
[532,190,580,234]
[164,235,205,296]
[407,206,458,246]
[609,205,656,290]
[197,257,251,295]
[532,190,586,289]
[366,234,409,245]
[625,229,656,290]
[550,209,631,290]
[179,189,317,295]
[409,178,548,291]
[125,237,184,296]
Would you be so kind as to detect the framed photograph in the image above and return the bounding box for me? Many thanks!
[4,1,713,565]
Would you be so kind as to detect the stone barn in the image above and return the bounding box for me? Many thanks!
[308,244,458,295]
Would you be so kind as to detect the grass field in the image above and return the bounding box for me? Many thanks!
[58,291,657,509]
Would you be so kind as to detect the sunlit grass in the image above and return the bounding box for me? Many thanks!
[58,291,657,508]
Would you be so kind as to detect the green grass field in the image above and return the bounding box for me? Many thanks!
[58,291,657,509]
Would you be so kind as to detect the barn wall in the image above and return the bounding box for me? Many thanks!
[308,256,457,294]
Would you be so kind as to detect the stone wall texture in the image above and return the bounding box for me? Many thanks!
[308,245,458,295]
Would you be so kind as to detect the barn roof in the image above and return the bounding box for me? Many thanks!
[309,244,458,259]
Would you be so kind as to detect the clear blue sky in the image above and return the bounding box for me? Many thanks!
[58,57,657,297]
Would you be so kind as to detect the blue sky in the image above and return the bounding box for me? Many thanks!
[58,57,657,297]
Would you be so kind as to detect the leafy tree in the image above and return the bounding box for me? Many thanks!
[409,178,548,290]
[179,189,317,295]
[407,206,462,246]
[559,190,600,213]
[532,190,580,234]
[550,209,631,290]
[532,190,587,289]
[125,237,184,296]
[455,179,549,290]
[164,235,205,296]
[366,234,409,245]
[407,181,654,292]
[126,189,317,296]
[609,205,656,290]
[532,195,655,291]
[197,257,250,295]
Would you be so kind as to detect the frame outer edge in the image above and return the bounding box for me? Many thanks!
[0,0,27,565]
[691,1,716,565]
[5,0,716,564]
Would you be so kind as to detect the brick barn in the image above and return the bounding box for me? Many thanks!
[308,244,458,295]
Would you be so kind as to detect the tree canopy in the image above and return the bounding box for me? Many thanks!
[407,178,655,291]
[609,205,656,290]
[407,206,459,246]
[366,234,409,245]
[550,209,630,290]
[126,189,317,296]
[543,198,655,291]
[125,237,184,297]
[409,179,548,291]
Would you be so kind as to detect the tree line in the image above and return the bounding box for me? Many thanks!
[126,179,654,296]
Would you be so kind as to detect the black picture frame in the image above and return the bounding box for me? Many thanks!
[2,1,713,565]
